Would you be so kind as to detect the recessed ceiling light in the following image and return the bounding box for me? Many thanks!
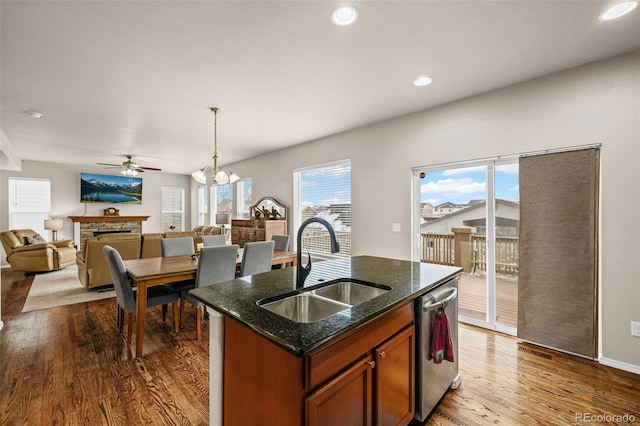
[599,1,638,20]
[331,5,358,26]
[26,111,43,119]
[413,76,433,87]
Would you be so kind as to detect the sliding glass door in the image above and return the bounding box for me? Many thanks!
[413,159,519,335]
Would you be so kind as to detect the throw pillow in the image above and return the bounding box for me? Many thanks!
[25,234,47,245]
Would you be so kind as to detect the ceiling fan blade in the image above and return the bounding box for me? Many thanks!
[139,166,162,171]
[97,162,122,167]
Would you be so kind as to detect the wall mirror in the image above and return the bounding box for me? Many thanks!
[250,197,287,220]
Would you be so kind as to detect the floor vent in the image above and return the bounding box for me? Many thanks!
[518,346,552,359]
[435,410,466,426]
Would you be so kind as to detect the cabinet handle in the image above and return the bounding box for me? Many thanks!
[366,360,375,369]
[378,351,386,359]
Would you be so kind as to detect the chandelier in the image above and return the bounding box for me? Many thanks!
[192,107,240,185]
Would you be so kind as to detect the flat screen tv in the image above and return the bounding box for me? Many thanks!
[80,172,143,204]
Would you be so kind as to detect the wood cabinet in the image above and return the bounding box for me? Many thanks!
[306,324,415,426]
[230,219,287,248]
[223,302,415,426]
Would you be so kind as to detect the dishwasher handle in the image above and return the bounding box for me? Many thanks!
[422,287,457,312]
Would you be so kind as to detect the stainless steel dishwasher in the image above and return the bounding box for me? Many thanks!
[414,277,461,422]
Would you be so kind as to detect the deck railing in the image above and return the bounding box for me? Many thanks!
[421,233,455,265]
[420,232,519,276]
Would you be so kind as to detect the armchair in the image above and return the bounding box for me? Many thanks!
[0,229,76,273]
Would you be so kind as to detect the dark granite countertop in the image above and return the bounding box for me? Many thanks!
[189,255,461,356]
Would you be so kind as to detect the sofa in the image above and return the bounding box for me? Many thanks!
[77,227,222,289]
[77,233,142,289]
[0,229,76,273]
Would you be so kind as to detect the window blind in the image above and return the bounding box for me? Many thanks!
[8,177,51,235]
[161,187,184,231]
[517,148,599,358]
[294,160,351,257]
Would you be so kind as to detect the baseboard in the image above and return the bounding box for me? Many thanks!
[599,357,640,375]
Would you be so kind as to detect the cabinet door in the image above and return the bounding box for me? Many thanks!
[375,326,415,426]
[306,355,374,426]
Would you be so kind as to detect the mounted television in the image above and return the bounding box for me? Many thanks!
[80,172,142,204]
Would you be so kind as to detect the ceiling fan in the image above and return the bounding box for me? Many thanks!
[97,155,162,176]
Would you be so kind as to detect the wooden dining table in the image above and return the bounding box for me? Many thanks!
[124,250,297,357]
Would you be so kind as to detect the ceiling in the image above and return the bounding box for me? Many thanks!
[1,1,639,175]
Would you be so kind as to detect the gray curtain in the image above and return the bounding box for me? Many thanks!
[517,148,599,358]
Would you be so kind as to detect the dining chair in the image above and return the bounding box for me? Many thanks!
[239,240,275,277]
[161,237,197,325]
[183,244,239,339]
[270,235,290,269]
[161,237,195,257]
[201,234,227,247]
[103,245,180,346]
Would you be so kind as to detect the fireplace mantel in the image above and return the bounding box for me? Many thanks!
[68,215,150,223]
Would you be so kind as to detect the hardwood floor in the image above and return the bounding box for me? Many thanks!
[2,268,639,425]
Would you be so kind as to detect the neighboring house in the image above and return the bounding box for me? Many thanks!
[421,199,520,236]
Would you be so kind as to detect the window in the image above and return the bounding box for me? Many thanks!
[236,178,252,219]
[162,187,184,231]
[196,185,208,226]
[294,160,351,257]
[212,183,233,220]
[8,177,51,236]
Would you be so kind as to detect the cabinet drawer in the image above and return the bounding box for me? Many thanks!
[306,302,413,390]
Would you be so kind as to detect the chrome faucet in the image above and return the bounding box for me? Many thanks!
[297,217,340,288]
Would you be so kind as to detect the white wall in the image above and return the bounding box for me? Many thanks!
[224,53,640,371]
[1,161,191,259]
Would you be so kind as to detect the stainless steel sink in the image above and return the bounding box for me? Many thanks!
[258,279,391,323]
[259,293,350,323]
[312,281,388,305]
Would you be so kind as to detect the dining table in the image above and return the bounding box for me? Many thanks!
[124,249,297,357]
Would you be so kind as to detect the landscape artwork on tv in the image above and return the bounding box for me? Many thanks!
[80,173,143,204]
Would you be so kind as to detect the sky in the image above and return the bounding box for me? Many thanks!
[420,164,519,205]
[299,161,351,207]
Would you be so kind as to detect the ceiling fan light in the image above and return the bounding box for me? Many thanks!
[121,168,138,177]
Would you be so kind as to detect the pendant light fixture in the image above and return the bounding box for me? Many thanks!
[192,107,240,185]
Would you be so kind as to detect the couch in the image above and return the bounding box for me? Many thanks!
[77,233,142,289]
[0,229,76,273]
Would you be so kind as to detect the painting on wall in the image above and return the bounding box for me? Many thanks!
[80,172,142,204]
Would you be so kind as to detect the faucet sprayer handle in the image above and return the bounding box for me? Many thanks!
[304,252,312,272]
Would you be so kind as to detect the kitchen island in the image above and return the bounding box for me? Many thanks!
[190,255,461,426]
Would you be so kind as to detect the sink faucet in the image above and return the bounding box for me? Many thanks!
[297,217,340,288]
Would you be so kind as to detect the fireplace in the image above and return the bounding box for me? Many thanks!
[68,215,150,250]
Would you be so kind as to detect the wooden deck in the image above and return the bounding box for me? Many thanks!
[458,273,518,328]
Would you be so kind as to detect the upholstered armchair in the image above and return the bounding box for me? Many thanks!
[0,229,76,273]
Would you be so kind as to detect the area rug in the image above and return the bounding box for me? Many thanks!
[22,265,115,313]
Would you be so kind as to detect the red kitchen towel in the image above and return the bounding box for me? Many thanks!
[431,309,455,364]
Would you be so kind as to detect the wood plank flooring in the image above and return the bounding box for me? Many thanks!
[2,268,639,425]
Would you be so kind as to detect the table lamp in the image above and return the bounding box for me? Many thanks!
[44,218,64,242]
[216,213,231,243]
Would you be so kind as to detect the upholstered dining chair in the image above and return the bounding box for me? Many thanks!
[201,234,227,247]
[239,240,275,277]
[160,236,197,325]
[161,237,195,257]
[270,235,290,269]
[183,244,238,339]
[103,245,180,346]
